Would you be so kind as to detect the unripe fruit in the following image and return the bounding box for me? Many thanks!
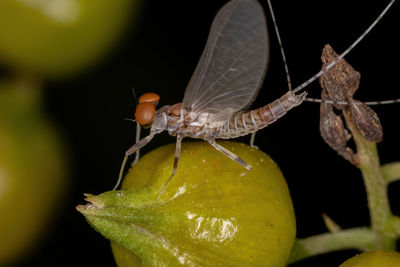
[78,141,296,266]
[0,83,67,264]
[340,250,400,267]
[0,0,140,78]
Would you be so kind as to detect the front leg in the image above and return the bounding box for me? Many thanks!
[112,133,155,190]
[131,122,141,166]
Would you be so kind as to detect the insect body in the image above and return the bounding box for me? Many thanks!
[162,92,303,142]
[114,0,306,192]
[113,0,395,195]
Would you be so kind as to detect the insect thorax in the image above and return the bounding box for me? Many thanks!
[163,108,219,140]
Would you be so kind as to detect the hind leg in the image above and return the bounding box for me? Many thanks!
[208,139,252,172]
[250,132,258,149]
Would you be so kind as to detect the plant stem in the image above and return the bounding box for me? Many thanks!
[381,162,400,184]
[386,216,400,237]
[344,112,394,249]
[288,228,376,264]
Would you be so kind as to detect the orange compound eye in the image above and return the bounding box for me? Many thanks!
[135,102,156,125]
[138,92,160,106]
[170,103,182,116]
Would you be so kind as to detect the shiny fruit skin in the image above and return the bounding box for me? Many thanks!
[340,250,400,267]
[0,0,139,78]
[106,141,296,267]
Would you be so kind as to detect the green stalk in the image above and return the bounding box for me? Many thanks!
[289,111,397,264]
[288,228,376,264]
[381,162,400,184]
[343,112,395,249]
[387,216,400,237]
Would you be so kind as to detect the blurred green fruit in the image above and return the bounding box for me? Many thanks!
[340,250,400,267]
[0,82,68,264]
[0,0,140,78]
[78,141,296,266]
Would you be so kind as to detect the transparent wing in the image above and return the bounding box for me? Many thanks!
[182,0,269,123]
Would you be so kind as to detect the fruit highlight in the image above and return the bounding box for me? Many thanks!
[78,141,296,266]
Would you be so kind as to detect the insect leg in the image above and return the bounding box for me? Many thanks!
[112,133,155,190]
[157,135,183,201]
[250,132,258,149]
[131,122,141,166]
[208,140,252,171]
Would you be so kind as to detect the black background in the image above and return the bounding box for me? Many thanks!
[6,0,400,266]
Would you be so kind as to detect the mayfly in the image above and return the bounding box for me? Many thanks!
[113,0,395,196]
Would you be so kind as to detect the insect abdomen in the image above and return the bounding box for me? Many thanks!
[217,91,306,139]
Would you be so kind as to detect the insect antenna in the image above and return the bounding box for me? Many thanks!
[131,87,138,105]
[124,118,136,123]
